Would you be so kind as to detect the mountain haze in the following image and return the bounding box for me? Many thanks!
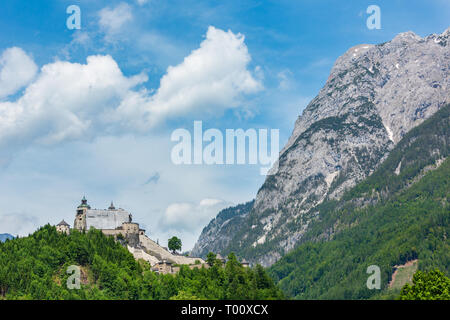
[0,234,13,242]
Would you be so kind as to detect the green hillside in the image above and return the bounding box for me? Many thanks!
[0,226,283,300]
[269,104,450,299]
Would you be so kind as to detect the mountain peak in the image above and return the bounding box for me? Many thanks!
[330,44,375,76]
[193,27,450,267]
[391,30,421,43]
[436,27,450,45]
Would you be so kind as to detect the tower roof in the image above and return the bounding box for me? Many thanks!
[77,196,91,209]
[57,220,70,227]
[108,201,116,210]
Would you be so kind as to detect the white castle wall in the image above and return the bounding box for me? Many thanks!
[85,209,131,230]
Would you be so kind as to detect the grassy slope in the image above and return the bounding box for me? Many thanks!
[388,260,418,291]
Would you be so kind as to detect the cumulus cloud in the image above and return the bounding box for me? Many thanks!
[0,27,262,154]
[0,47,38,99]
[0,54,147,149]
[99,2,133,39]
[115,26,263,128]
[159,198,231,233]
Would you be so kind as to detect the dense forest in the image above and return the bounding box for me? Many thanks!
[269,104,450,299]
[0,226,284,300]
[398,269,450,300]
[1,105,448,300]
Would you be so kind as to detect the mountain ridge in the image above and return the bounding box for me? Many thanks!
[191,27,450,266]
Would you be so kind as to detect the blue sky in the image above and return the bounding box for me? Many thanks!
[0,0,448,250]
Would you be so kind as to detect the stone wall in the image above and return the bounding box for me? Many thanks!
[56,225,70,234]
[101,225,140,247]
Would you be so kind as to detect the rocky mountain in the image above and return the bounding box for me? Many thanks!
[269,103,449,298]
[0,233,14,242]
[192,27,450,266]
[192,201,254,258]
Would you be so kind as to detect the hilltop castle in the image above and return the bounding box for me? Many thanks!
[55,197,252,273]
[73,197,144,247]
[58,197,206,273]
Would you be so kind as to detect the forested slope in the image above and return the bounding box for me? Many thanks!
[269,104,450,299]
[0,226,283,300]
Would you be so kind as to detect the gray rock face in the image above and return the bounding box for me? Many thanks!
[192,28,450,266]
[191,201,253,258]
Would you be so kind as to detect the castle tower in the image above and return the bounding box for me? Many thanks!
[74,196,90,231]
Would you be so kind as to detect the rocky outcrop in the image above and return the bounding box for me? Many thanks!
[191,201,253,258]
[193,27,450,266]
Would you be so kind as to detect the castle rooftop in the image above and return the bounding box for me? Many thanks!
[57,220,70,227]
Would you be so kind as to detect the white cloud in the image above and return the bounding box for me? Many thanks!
[159,198,231,233]
[136,0,149,5]
[116,26,263,128]
[0,54,147,148]
[0,27,262,152]
[99,2,133,38]
[277,69,294,90]
[0,47,38,99]
[0,212,40,236]
[71,31,91,47]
